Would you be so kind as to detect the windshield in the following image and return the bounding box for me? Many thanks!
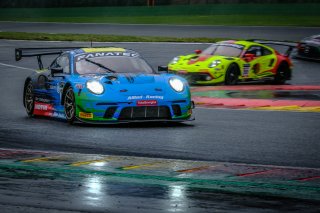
[202,44,244,57]
[75,55,154,75]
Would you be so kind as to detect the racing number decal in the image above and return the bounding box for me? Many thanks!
[242,64,250,77]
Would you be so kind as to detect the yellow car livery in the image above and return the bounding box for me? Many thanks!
[168,40,293,85]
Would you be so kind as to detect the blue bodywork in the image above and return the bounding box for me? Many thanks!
[22,47,194,123]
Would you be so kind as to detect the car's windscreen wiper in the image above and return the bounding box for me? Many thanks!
[85,58,116,73]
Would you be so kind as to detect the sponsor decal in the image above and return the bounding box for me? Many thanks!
[137,100,158,106]
[79,112,93,119]
[52,112,65,119]
[127,95,164,100]
[128,95,143,100]
[146,95,163,100]
[35,97,51,103]
[75,52,139,62]
[34,102,54,116]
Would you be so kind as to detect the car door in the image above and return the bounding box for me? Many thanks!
[243,45,276,78]
[47,54,71,115]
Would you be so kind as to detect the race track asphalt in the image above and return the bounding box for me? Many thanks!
[1,21,320,40]
[1,39,320,212]
[0,39,320,168]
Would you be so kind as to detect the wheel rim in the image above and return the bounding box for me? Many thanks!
[25,83,34,113]
[64,89,75,120]
[278,69,285,80]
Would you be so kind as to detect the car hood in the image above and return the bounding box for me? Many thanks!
[176,54,236,66]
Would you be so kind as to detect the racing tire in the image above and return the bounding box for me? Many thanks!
[274,63,289,85]
[64,87,76,124]
[225,64,239,85]
[24,81,35,117]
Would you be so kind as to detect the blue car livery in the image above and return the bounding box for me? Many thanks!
[17,47,194,124]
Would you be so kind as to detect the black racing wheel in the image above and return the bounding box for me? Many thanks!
[24,81,35,116]
[225,63,239,85]
[274,63,289,84]
[64,87,76,124]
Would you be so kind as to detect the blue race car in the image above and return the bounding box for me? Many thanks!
[17,47,194,124]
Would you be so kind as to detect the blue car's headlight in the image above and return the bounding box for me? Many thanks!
[170,56,180,64]
[169,78,184,92]
[86,80,104,95]
[209,60,221,68]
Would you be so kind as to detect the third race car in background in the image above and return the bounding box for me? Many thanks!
[168,40,294,85]
[296,34,320,61]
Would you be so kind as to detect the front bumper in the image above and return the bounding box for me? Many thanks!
[75,97,193,123]
[171,70,225,85]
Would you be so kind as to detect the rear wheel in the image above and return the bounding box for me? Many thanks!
[274,63,289,84]
[24,81,34,116]
[64,87,76,124]
[225,64,239,85]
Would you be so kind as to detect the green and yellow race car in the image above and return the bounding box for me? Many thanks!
[168,40,293,85]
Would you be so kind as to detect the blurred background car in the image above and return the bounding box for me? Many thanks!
[296,34,320,61]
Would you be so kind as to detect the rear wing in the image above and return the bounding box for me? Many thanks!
[15,47,81,69]
[247,39,297,57]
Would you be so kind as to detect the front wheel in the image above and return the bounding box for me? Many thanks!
[24,81,34,117]
[64,87,76,124]
[225,64,239,85]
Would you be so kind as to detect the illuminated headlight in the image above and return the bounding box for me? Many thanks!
[86,80,104,95]
[209,60,221,68]
[169,78,184,92]
[170,56,180,64]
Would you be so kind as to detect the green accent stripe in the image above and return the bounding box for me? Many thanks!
[1,162,320,196]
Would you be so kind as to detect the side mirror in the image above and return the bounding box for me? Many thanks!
[158,66,168,73]
[195,49,202,54]
[243,53,255,62]
[51,67,63,76]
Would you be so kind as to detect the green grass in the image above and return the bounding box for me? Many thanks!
[2,15,319,27]
[0,31,228,43]
[0,4,320,26]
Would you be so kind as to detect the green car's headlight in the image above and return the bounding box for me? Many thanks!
[209,60,221,68]
[170,56,180,64]
[86,80,104,95]
[169,78,184,92]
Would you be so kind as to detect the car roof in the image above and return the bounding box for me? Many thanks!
[215,40,268,49]
[71,47,138,56]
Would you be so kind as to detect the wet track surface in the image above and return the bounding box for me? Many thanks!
[1,148,320,213]
[1,21,320,41]
[1,39,320,212]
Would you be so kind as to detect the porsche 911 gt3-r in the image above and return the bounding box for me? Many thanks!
[168,40,293,85]
[17,47,194,124]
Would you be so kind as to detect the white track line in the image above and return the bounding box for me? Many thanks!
[0,62,35,71]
